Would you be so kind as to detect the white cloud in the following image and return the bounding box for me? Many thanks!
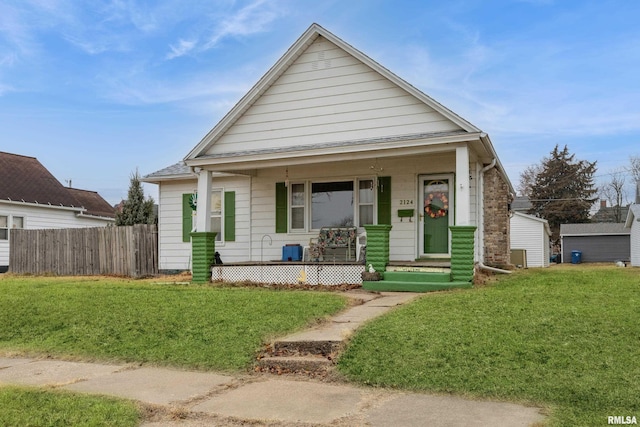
[164,0,283,59]
[166,38,197,60]
[98,69,251,109]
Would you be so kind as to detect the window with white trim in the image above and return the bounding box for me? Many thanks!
[13,216,24,230]
[358,179,374,226]
[210,189,222,242]
[290,183,305,230]
[286,178,375,231]
[0,216,7,240]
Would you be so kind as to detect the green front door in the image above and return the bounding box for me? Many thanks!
[420,177,453,255]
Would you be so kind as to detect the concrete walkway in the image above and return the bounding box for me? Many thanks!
[0,291,546,426]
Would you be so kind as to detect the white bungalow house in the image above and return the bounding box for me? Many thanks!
[625,204,640,267]
[143,24,514,289]
[510,212,551,268]
[0,152,116,272]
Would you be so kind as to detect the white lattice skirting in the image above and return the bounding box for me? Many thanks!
[211,264,365,286]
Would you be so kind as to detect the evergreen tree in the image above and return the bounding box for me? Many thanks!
[116,171,156,226]
[528,145,597,243]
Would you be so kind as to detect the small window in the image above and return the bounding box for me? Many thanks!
[290,183,305,230]
[13,216,24,229]
[210,190,222,242]
[0,216,7,240]
[358,179,374,226]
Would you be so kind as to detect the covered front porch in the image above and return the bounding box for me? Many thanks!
[197,222,476,291]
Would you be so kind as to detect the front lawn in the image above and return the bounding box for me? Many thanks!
[0,386,140,427]
[338,265,640,426]
[0,276,347,371]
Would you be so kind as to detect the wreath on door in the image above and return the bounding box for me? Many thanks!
[425,192,448,218]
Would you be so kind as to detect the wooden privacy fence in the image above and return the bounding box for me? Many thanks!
[9,224,158,277]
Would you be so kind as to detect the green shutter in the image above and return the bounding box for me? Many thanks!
[224,191,235,241]
[377,176,392,225]
[275,182,288,233]
[182,193,193,242]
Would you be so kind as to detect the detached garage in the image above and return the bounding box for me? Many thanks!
[510,212,551,267]
[560,223,630,263]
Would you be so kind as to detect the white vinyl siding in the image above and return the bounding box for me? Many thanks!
[510,212,550,268]
[157,177,250,270]
[206,37,461,156]
[631,219,640,267]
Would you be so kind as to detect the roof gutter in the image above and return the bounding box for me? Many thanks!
[0,199,84,213]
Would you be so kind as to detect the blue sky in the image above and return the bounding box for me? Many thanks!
[1,0,639,205]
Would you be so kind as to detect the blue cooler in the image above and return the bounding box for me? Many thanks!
[282,244,302,261]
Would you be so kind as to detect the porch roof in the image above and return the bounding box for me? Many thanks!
[186,130,487,170]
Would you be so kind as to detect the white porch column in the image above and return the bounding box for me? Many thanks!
[455,145,471,225]
[196,169,212,232]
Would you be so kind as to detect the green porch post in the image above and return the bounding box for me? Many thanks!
[364,224,392,273]
[191,232,216,284]
[449,226,476,282]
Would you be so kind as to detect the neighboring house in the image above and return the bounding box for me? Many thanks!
[624,204,640,267]
[0,152,116,272]
[591,200,629,223]
[511,196,532,213]
[510,212,551,268]
[144,24,514,283]
[560,223,630,263]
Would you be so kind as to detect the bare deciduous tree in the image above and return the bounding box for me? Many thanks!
[600,168,626,222]
[517,164,542,197]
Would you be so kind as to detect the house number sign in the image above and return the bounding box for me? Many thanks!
[399,199,414,205]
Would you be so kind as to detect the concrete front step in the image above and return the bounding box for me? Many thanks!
[362,280,472,292]
[256,355,333,374]
[383,271,451,283]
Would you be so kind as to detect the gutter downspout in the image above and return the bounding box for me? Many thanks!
[478,158,512,274]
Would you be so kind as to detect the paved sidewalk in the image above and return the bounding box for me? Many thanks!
[0,291,546,426]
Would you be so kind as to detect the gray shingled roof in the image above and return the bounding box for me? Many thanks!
[193,130,468,161]
[511,196,532,212]
[143,162,193,181]
[560,223,630,236]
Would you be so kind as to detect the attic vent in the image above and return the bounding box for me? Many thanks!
[311,50,332,70]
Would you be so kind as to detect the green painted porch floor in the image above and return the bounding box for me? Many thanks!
[362,269,472,293]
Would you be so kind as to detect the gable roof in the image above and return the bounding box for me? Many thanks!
[184,24,502,166]
[560,223,630,236]
[0,152,115,219]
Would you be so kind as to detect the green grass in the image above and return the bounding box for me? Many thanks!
[0,386,139,427]
[0,276,347,371]
[338,265,640,426]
